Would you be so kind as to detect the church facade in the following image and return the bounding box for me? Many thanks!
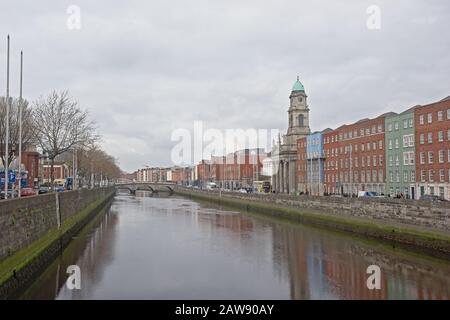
[272,77,311,194]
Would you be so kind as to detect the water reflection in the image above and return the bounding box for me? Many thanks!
[19,193,450,300]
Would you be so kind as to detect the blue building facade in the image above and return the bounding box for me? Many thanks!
[306,132,325,195]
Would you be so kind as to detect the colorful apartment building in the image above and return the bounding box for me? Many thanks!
[385,107,417,198]
[414,97,450,200]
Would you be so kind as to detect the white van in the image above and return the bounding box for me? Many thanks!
[358,191,383,198]
[206,182,218,190]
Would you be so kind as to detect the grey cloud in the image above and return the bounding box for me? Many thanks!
[1,0,449,171]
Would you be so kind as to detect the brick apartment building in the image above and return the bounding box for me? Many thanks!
[195,149,266,189]
[323,114,393,195]
[42,161,70,183]
[414,97,450,200]
[297,137,307,194]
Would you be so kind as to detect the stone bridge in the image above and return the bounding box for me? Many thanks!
[115,182,176,195]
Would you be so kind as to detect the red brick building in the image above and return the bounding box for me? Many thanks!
[196,149,266,189]
[42,161,70,183]
[296,137,307,193]
[21,150,39,187]
[323,114,393,195]
[414,97,450,199]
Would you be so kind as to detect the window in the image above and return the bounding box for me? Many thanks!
[395,155,399,166]
[367,142,370,151]
[420,170,426,182]
[403,134,414,147]
[361,143,365,151]
[428,151,434,164]
[408,119,413,128]
[366,128,370,135]
[379,155,383,166]
[388,123,392,132]
[420,152,425,164]
[429,170,434,182]
[439,150,444,163]
[395,171,400,182]
[439,169,444,182]
[404,171,408,182]
[438,131,444,142]
[373,142,376,150]
[448,109,450,120]
[372,126,376,134]
[388,140,392,150]
[389,155,393,167]
[378,170,383,182]
[395,138,399,149]
[448,150,450,162]
[373,155,377,166]
[389,171,393,182]
[428,132,432,144]
[448,129,450,141]
[378,125,382,133]
[419,115,424,125]
[355,144,358,152]
[298,114,304,127]
[420,133,424,144]
[438,111,443,121]
[403,152,414,166]
[367,155,371,167]
[394,122,399,130]
[360,129,364,136]
[403,119,408,128]
[427,113,432,123]
[379,140,383,149]
[411,171,415,183]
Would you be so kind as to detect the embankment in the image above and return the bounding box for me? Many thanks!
[0,187,115,299]
[176,188,450,260]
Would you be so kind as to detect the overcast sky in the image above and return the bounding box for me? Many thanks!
[1,0,449,172]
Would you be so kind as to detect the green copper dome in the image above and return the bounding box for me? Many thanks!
[292,76,305,92]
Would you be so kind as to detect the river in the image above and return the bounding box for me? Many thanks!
[18,192,450,299]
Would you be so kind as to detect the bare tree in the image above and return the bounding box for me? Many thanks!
[32,91,97,187]
[77,145,121,187]
[0,97,36,166]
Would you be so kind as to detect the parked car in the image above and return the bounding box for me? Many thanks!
[238,188,248,193]
[38,185,50,194]
[20,187,36,197]
[358,191,383,198]
[55,184,65,192]
[0,189,19,199]
[419,194,446,202]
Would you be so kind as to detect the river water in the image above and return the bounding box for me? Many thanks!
[19,192,450,299]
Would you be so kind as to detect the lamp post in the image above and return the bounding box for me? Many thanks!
[4,35,10,199]
[18,51,23,197]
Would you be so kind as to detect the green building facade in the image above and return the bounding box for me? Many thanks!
[385,107,416,198]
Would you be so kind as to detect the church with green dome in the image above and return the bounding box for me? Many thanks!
[272,76,311,194]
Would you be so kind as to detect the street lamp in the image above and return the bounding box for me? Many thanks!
[18,51,23,197]
[4,35,10,199]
